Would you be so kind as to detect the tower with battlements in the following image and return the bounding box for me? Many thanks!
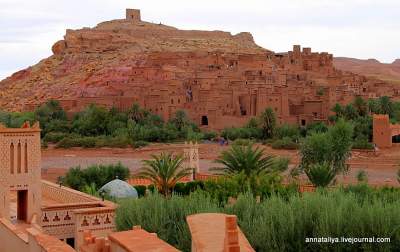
[126,9,141,22]
[0,122,42,223]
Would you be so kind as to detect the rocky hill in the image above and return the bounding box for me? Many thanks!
[334,57,400,84]
[0,9,399,129]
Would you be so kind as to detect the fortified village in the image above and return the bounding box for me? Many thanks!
[0,8,399,252]
[0,122,252,251]
[1,9,400,130]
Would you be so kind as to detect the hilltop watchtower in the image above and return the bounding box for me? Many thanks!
[126,9,141,22]
[0,122,42,223]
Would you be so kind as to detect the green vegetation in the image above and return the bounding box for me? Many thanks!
[299,119,353,187]
[0,100,208,148]
[213,144,277,177]
[136,153,192,196]
[61,163,130,191]
[2,95,396,151]
[116,188,400,252]
[356,170,368,183]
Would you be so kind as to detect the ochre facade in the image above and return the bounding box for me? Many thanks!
[2,9,400,130]
[373,114,400,148]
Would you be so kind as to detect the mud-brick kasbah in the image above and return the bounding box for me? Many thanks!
[0,121,252,252]
[0,8,398,252]
[1,9,400,130]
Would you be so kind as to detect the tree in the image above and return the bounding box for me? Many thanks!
[343,104,358,120]
[328,119,354,173]
[378,96,394,117]
[259,108,276,139]
[137,153,192,196]
[353,96,368,117]
[72,104,109,136]
[300,119,353,187]
[304,162,336,187]
[127,103,145,123]
[213,144,276,177]
[332,103,343,117]
[169,110,190,131]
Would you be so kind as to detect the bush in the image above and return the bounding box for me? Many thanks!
[173,181,205,195]
[43,132,69,143]
[221,127,262,140]
[134,185,147,197]
[63,163,130,191]
[352,136,374,150]
[275,124,300,141]
[133,140,149,148]
[94,136,130,148]
[56,136,97,148]
[271,137,299,149]
[202,131,217,140]
[356,170,368,183]
[232,138,255,146]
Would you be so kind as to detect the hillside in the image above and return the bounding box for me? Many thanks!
[334,57,400,84]
[0,8,399,130]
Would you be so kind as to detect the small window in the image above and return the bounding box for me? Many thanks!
[301,119,306,126]
[201,116,209,126]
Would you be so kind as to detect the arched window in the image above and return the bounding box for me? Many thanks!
[17,142,22,173]
[24,143,28,173]
[10,143,14,174]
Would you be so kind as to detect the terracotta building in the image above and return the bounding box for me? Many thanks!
[3,9,400,130]
[0,123,253,252]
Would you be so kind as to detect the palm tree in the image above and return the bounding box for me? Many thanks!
[259,108,276,139]
[128,103,144,123]
[304,162,336,188]
[353,96,367,117]
[213,144,275,177]
[137,153,192,196]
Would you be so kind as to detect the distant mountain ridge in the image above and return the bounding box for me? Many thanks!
[333,57,400,84]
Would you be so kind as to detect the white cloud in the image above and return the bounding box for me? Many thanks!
[0,0,399,80]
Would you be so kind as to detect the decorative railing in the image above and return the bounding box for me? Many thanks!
[42,180,100,204]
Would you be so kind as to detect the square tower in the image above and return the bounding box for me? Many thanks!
[0,122,42,223]
[126,9,141,22]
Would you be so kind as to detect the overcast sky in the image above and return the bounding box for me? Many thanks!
[1,0,399,80]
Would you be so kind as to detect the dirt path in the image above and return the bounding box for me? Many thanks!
[41,143,400,186]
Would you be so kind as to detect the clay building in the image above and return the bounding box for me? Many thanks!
[2,9,400,130]
[0,123,253,252]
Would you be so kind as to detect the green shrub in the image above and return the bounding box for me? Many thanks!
[356,170,368,183]
[173,181,205,196]
[94,136,130,148]
[221,127,262,140]
[275,124,300,141]
[271,157,290,172]
[116,189,400,252]
[352,136,374,150]
[271,137,299,149]
[134,185,147,197]
[202,131,217,140]
[232,138,255,146]
[133,140,149,148]
[43,132,69,143]
[56,136,97,148]
[63,163,130,191]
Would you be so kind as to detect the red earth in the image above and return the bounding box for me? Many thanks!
[41,142,400,187]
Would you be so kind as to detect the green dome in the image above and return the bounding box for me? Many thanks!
[99,179,138,199]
